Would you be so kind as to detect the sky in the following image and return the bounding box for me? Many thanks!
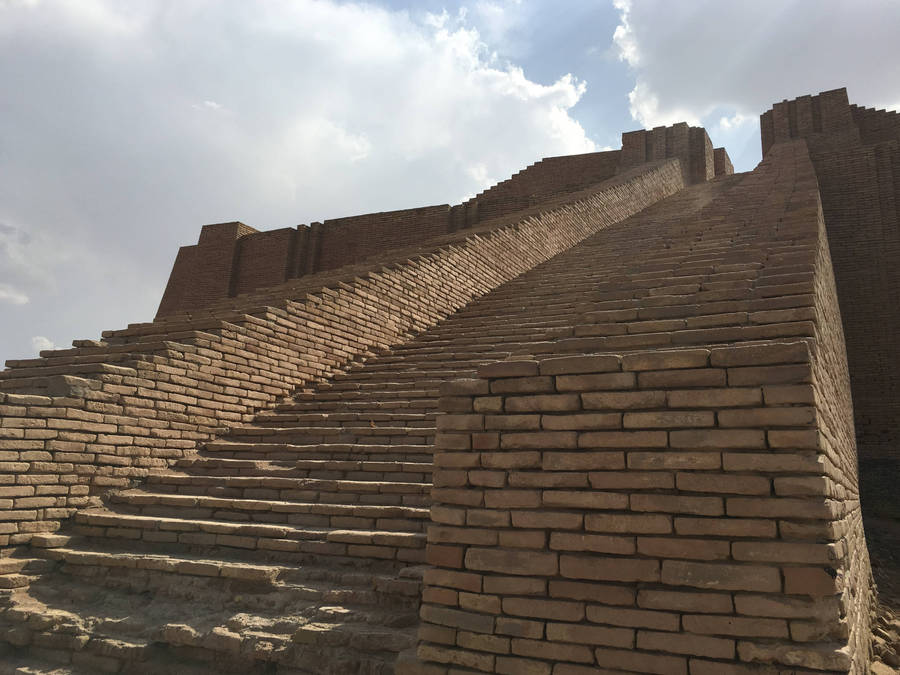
[1,0,899,363]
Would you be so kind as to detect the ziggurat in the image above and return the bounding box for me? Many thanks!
[1,87,898,674]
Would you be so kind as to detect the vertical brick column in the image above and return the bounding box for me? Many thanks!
[414,343,871,674]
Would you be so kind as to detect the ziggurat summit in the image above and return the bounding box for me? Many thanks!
[0,86,898,673]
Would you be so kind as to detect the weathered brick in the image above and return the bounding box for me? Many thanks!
[662,560,781,592]
[559,554,659,582]
[465,548,558,576]
[582,390,666,410]
[545,621,634,648]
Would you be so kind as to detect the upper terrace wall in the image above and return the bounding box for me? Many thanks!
[0,159,686,547]
[156,150,621,318]
[761,87,900,516]
[156,137,731,319]
[620,123,720,184]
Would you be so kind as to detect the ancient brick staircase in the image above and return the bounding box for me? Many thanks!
[0,137,855,674]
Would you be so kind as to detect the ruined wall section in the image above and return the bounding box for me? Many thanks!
[761,87,900,517]
[0,160,686,547]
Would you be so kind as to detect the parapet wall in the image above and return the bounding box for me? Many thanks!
[761,87,900,517]
[0,160,686,547]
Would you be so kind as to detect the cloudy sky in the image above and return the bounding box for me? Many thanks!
[1,0,899,363]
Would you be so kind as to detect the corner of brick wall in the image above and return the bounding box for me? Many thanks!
[412,340,872,674]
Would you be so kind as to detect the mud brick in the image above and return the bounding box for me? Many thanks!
[589,470,674,489]
[670,428,766,448]
[578,430,667,448]
[637,536,730,560]
[543,451,624,471]
[674,517,777,538]
[442,379,490,396]
[709,342,810,366]
[481,451,540,469]
[495,656,551,675]
[473,396,504,413]
[666,388,762,408]
[556,372,635,392]
[509,471,588,488]
[675,472,770,495]
[511,510,582,529]
[466,509,510,528]
[726,497,831,520]
[479,361,540,378]
[465,548,558,576]
[732,541,836,564]
[622,349,710,371]
[539,355,621,375]
[501,431,577,450]
[543,490,628,510]
[662,560,781,592]
[495,616,544,639]
[420,605,496,634]
[484,489,541,508]
[683,614,789,638]
[545,621,634,648]
[423,568,483,593]
[499,530,548,550]
[418,623,457,645]
[718,406,816,427]
[549,580,635,606]
[631,494,724,516]
[727,364,811,386]
[503,598,585,622]
[549,532,635,555]
[485,414,541,430]
[491,376,555,395]
[637,589,733,614]
[593,646,687,675]
[559,554,660,582]
[722,451,821,473]
[417,643,494,671]
[472,432,500,450]
[459,593,502,616]
[541,413,621,430]
[582,390,666,410]
[437,414,484,432]
[638,630,734,659]
[586,512,671,534]
[511,637,594,663]
[484,576,546,596]
[782,567,840,596]
[506,394,581,413]
[628,452,720,470]
[767,429,820,448]
[762,384,815,405]
[624,411,715,429]
[429,525,497,546]
[638,368,726,388]
[773,475,827,496]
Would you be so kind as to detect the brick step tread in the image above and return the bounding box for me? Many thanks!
[144,472,431,494]
[254,411,436,424]
[320,376,475,390]
[180,456,433,476]
[224,425,434,438]
[109,490,430,520]
[275,401,438,413]
[3,338,202,369]
[292,389,439,402]
[72,510,427,549]
[200,441,433,456]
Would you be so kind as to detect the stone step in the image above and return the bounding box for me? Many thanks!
[70,510,426,563]
[199,441,432,462]
[108,489,430,532]
[141,473,431,507]
[177,456,432,484]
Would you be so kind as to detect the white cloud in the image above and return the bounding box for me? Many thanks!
[0,283,29,305]
[31,335,56,353]
[0,0,597,361]
[611,0,900,169]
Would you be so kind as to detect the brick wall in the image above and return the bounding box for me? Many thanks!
[413,343,871,674]
[0,160,686,546]
[621,123,721,185]
[156,151,626,318]
[761,87,900,517]
[714,148,734,176]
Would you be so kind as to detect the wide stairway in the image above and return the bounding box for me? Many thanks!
[0,143,819,674]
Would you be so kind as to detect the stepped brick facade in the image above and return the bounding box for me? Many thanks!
[0,88,894,674]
